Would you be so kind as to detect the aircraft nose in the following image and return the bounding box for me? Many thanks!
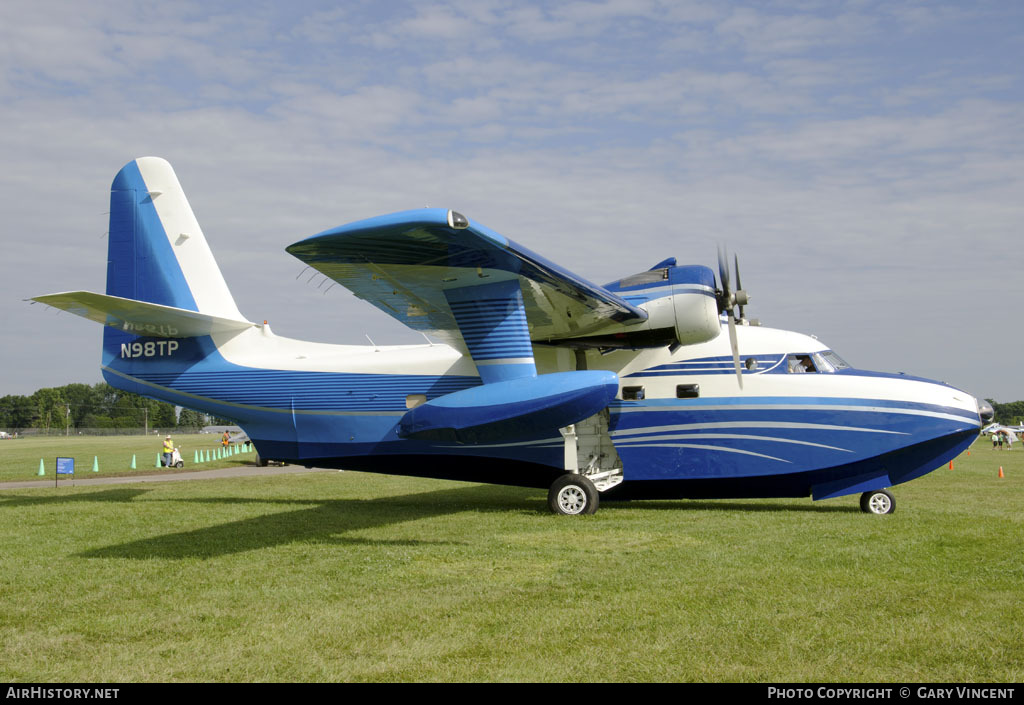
[978,399,994,423]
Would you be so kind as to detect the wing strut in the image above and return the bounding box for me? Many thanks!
[444,279,536,383]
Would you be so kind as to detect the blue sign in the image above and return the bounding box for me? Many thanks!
[56,457,75,475]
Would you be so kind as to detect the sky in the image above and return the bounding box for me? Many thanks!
[1,0,1022,402]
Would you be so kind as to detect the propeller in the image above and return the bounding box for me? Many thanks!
[716,246,753,389]
[732,254,761,326]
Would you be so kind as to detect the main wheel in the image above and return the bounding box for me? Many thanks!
[548,474,599,515]
[860,489,895,515]
[175,461,184,468]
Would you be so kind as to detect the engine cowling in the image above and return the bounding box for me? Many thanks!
[555,263,720,349]
[640,264,721,346]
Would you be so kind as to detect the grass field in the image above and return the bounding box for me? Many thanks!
[0,434,257,482]
[0,435,1021,682]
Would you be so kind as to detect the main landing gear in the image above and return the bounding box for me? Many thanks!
[548,473,600,516]
[860,489,895,515]
[550,412,622,515]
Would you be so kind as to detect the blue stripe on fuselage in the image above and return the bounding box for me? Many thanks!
[606,395,978,481]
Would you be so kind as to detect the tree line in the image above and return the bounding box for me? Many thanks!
[987,399,1024,427]
[0,383,218,433]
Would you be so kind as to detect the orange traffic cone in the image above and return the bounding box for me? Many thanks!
[999,466,1004,478]
[949,460,954,470]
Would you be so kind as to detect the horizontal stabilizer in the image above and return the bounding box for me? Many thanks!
[398,370,619,444]
[32,291,255,338]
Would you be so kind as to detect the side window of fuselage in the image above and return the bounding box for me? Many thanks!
[676,384,699,399]
[621,386,645,401]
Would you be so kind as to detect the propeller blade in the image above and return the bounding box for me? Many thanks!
[734,254,744,319]
[727,312,742,389]
[717,246,730,296]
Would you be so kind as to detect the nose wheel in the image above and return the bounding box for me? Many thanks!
[860,489,895,514]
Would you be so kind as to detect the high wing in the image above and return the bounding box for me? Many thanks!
[285,209,648,352]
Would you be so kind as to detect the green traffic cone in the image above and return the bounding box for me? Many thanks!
[156,453,162,468]
[37,459,45,476]
[130,454,137,470]
[194,450,199,464]
[205,449,210,462]
[92,456,99,473]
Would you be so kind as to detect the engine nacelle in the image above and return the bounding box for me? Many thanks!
[554,263,721,349]
[635,264,721,346]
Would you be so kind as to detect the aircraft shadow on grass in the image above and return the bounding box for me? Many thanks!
[0,484,861,561]
[0,487,152,508]
[75,484,541,560]
[0,483,854,561]
[606,498,858,514]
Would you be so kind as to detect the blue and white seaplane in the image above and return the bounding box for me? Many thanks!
[34,157,990,515]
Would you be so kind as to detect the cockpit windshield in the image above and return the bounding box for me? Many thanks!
[815,350,850,373]
[788,351,851,374]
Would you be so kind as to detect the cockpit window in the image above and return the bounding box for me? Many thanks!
[810,351,850,373]
[788,354,816,373]
[787,351,850,373]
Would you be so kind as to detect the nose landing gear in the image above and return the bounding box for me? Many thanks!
[860,489,895,515]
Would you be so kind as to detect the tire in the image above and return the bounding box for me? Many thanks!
[175,461,184,468]
[548,474,599,515]
[256,454,269,467]
[860,489,895,515]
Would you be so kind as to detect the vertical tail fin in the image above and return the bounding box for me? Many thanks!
[106,157,243,319]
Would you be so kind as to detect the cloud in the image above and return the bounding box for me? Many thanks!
[0,1,1021,402]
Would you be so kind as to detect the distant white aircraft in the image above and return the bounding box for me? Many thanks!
[982,423,1020,442]
[34,157,989,515]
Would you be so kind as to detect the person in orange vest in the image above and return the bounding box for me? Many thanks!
[222,430,230,449]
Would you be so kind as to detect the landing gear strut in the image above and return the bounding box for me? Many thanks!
[550,411,621,515]
[860,489,895,515]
